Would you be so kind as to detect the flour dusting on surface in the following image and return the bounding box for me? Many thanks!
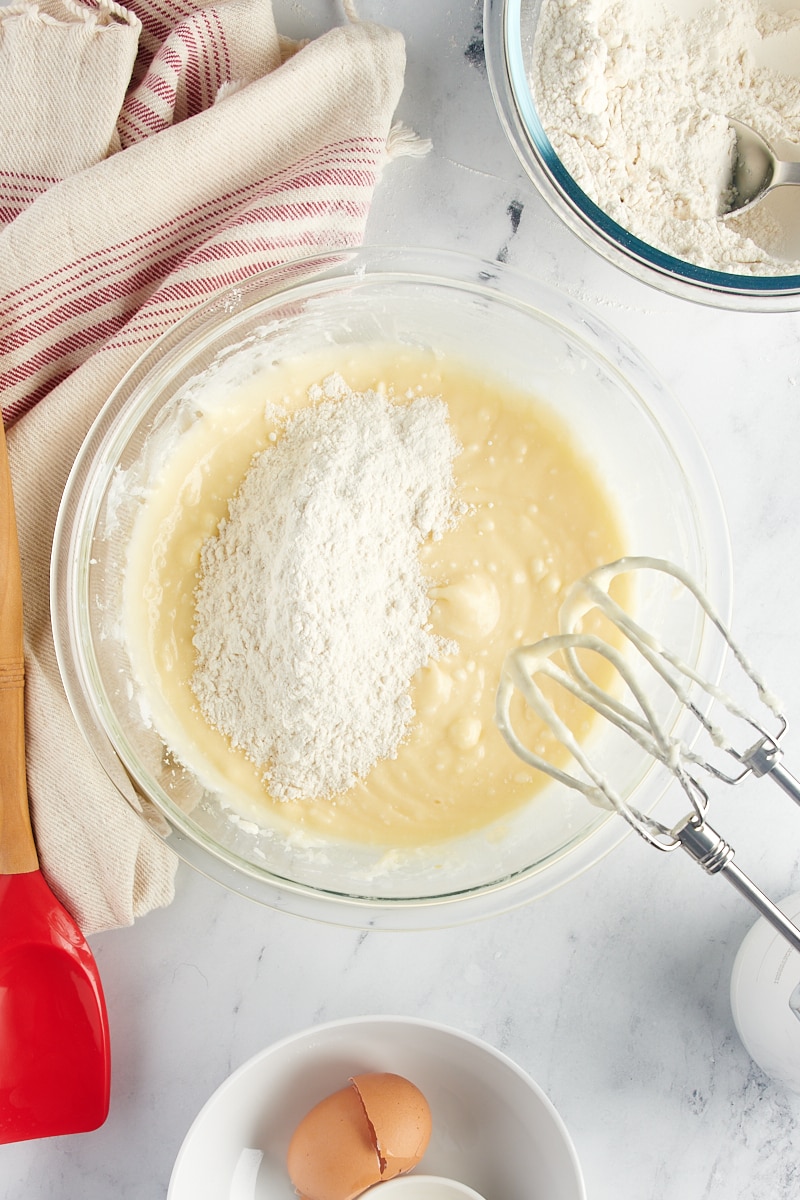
[532,0,800,274]
[191,374,463,801]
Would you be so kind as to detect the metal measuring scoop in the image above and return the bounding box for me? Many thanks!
[496,557,800,955]
[722,118,800,217]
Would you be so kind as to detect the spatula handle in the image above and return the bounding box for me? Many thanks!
[0,413,38,875]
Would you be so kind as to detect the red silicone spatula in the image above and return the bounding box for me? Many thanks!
[0,414,111,1144]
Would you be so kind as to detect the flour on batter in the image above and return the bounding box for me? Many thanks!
[192,374,463,801]
[532,0,800,273]
[124,344,628,848]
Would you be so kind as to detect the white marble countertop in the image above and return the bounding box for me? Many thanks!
[5,1,800,1197]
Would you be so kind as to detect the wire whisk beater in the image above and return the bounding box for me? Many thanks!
[496,557,800,952]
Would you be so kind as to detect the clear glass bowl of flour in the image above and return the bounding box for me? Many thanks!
[485,0,800,310]
[52,246,731,928]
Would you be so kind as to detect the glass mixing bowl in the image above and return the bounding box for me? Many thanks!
[51,246,731,928]
[484,0,800,311]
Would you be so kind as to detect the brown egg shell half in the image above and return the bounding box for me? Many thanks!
[350,1072,433,1179]
[286,1082,382,1200]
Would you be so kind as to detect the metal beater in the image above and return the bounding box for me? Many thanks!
[496,556,800,953]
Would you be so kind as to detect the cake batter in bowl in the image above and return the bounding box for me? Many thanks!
[51,247,730,927]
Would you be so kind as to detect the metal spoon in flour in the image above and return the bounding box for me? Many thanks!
[721,118,800,217]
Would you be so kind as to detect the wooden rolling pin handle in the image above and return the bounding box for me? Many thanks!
[1,413,39,876]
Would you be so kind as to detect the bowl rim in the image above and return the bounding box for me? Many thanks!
[372,1176,489,1198]
[50,244,733,929]
[484,0,800,311]
[167,1013,587,1200]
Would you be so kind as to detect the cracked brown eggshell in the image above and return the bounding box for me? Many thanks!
[287,1072,432,1200]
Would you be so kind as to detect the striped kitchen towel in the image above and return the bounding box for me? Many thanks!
[1,0,412,933]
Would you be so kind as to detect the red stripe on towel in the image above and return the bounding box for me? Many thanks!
[0,138,384,425]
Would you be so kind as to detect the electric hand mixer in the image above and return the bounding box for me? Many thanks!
[496,556,800,956]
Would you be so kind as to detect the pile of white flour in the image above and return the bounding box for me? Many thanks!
[532,0,800,274]
[192,374,462,802]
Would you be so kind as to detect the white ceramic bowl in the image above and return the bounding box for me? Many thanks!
[51,246,731,927]
[367,1176,487,1199]
[485,0,800,310]
[167,1015,586,1200]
